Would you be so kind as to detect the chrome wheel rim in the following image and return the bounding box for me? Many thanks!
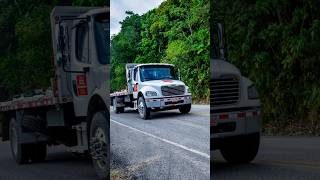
[93,127,108,170]
[138,100,144,116]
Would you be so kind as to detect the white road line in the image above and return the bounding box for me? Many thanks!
[111,119,210,159]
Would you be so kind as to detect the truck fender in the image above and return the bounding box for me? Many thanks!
[86,92,109,142]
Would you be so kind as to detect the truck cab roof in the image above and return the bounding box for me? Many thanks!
[51,6,109,18]
[134,63,175,67]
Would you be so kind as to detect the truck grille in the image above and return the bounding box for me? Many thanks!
[161,85,185,96]
[211,75,240,107]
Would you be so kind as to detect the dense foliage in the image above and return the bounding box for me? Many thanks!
[0,0,108,100]
[212,0,320,135]
[111,0,210,102]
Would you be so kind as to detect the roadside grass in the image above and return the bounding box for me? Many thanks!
[263,122,320,136]
[111,170,128,180]
[192,99,209,105]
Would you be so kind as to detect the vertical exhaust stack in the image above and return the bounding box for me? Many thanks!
[217,23,226,60]
[211,22,227,61]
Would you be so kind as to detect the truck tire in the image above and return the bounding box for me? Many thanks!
[179,104,191,114]
[9,117,31,164]
[113,98,124,114]
[138,96,150,119]
[115,107,124,114]
[89,111,110,180]
[30,143,47,163]
[220,133,260,164]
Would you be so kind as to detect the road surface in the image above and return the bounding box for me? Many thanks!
[110,105,210,180]
[212,136,320,180]
[0,142,97,180]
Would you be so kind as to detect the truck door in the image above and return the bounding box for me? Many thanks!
[132,67,139,99]
[71,14,109,117]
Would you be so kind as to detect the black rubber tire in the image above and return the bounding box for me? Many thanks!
[90,111,110,180]
[220,133,260,164]
[9,117,31,164]
[138,96,150,119]
[30,143,47,163]
[115,107,124,114]
[179,104,192,114]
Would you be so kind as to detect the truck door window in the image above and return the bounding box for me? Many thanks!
[133,68,138,81]
[76,22,90,64]
[94,13,109,65]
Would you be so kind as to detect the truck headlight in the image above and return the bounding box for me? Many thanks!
[145,91,157,97]
[186,87,191,93]
[247,85,259,99]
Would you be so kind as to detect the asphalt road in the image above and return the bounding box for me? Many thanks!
[0,142,97,180]
[110,105,210,180]
[212,136,320,180]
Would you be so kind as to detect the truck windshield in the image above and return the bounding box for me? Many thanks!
[140,65,178,82]
[94,13,109,65]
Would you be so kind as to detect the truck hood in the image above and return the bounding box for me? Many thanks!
[141,80,185,87]
[211,59,241,78]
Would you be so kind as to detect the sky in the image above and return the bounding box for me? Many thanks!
[110,0,165,37]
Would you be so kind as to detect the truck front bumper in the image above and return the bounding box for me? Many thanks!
[210,107,261,150]
[145,95,192,110]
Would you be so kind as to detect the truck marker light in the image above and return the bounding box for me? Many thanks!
[210,119,218,126]
[238,112,246,118]
[252,111,258,116]
[219,114,228,120]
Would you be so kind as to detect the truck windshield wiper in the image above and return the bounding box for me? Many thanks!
[160,76,173,80]
[143,78,153,81]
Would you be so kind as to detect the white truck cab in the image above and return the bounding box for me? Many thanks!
[111,63,192,119]
[0,7,110,179]
[211,23,261,163]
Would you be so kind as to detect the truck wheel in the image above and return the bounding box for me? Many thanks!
[89,111,110,180]
[113,98,124,114]
[30,143,47,163]
[9,117,31,164]
[220,133,260,163]
[179,104,191,114]
[138,96,150,119]
[115,107,124,114]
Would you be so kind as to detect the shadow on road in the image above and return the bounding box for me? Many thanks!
[45,151,91,164]
[211,161,270,180]
[118,109,192,120]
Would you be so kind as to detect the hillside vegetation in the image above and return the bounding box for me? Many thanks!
[212,0,320,135]
[111,0,210,103]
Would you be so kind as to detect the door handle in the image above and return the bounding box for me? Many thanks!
[72,80,78,96]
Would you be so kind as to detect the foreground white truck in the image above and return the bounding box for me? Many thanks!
[211,23,261,163]
[111,63,192,119]
[0,7,110,179]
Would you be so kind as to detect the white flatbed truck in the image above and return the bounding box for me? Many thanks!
[211,23,261,163]
[0,6,110,179]
[111,63,192,119]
